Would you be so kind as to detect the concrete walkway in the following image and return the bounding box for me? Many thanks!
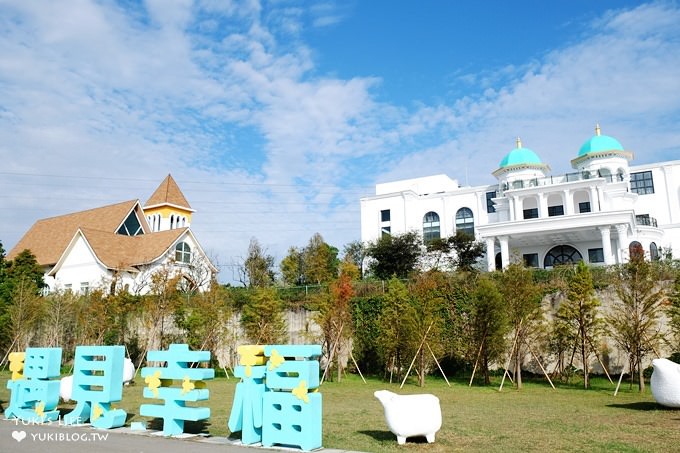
[0,419,362,453]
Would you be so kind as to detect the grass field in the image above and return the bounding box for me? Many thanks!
[2,371,679,452]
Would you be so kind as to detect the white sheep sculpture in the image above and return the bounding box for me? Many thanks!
[374,390,442,445]
[650,358,680,408]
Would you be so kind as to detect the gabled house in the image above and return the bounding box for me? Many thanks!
[8,175,216,294]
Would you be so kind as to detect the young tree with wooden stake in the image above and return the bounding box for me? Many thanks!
[469,274,508,385]
[376,278,417,382]
[555,260,603,389]
[499,263,544,389]
[608,250,667,392]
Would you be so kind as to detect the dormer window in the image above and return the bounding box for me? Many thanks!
[117,211,144,236]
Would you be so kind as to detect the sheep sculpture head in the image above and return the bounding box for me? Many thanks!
[650,358,680,408]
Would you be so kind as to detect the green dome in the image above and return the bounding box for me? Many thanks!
[578,126,624,157]
[499,141,543,168]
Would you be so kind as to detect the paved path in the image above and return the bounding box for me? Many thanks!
[0,419,362,453]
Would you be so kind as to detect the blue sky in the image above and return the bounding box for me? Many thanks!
[1,1,679,283]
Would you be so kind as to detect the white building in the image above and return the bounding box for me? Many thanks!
[361,126,680,271]
[8,175,217,294]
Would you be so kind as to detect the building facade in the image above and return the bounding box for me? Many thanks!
[8,175,217,294]
[361,126,680,271]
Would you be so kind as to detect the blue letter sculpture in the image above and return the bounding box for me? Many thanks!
[140,343,214,436]
[227,345,267,444]
[63,345,127,428]
[5,347,62,423]
[228,344,322,451]
[262,345,322,451]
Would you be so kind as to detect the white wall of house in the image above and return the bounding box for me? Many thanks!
[361,156,680,271]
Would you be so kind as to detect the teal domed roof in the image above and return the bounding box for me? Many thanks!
[578,125,624,157]
[499,138,543,168]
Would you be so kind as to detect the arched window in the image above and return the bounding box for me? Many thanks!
[175,242,191,263]
[544,245,583,268]
[495,252,502,270]
[629,241,643,260]
[455,207,474,237]
[422,211,440,243]
[650,242,659,261]
[170,215,175,229]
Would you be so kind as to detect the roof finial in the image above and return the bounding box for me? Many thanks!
[595,123,601,136]
[516,136,522,148]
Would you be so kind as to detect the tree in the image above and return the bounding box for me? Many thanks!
[239,238,275,288]
[315,262,356,382]
[366,231,422,280]
[142,264,181,351]
[499,263,545,389]
[280,246,305,286]
[668,272,680,355]
[608,253,667,392]
[240,287,287,344]
[425,231,485,272]
[304,233,339,284]
[175,280,233,367]
[448,231,486,271]
[376,277,417,381]
[342,240,366,277]
[555,261,602,388]
[408,271,449,386]
[5,249,45,290]
[279,234,339,286]
[469,274,508,385]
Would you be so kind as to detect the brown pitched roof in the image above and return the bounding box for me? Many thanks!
[144,174,193,210]
[8,200,140,265]
[78,227,188,270]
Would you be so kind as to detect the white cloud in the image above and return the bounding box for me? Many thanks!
[1,1,679,284]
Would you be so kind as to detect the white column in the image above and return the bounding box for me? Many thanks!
[563,189,573,215]
[598,226,613,265]
[499,235,510,269]
[589,187,599,212]
[538,193,548,218]
[615,224,629,263]
[513,196,522,221]
[485,237,496,272]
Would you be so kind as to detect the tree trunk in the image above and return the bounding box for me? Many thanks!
[581,329,589,389]
[515,345,523,389]
[637,353,645,393]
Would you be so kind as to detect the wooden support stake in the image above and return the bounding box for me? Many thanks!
[614,360,628,396]
[499,326,521,392]
[320,322,344,385]
[469,337,485,387]
[526,342,555,390]
[585,335,613,384]
[427,342,450,387]
[350,350,366,384]
[400,322,434,389]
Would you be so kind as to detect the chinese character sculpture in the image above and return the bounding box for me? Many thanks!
[140,343,214,436]
[63,345,128,428]
[5,347,62,423]
[228,344,322,451]
[227,345,267,444]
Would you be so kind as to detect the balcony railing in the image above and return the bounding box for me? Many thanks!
[636,215,658,227]
[499,171,624,193]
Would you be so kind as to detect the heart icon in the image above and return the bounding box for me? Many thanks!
[12,430,26,442]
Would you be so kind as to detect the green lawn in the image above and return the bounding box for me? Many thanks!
[2,371,678,452]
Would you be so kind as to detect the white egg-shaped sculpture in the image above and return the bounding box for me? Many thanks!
[123,357,135,384]
[60,375,73,402]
